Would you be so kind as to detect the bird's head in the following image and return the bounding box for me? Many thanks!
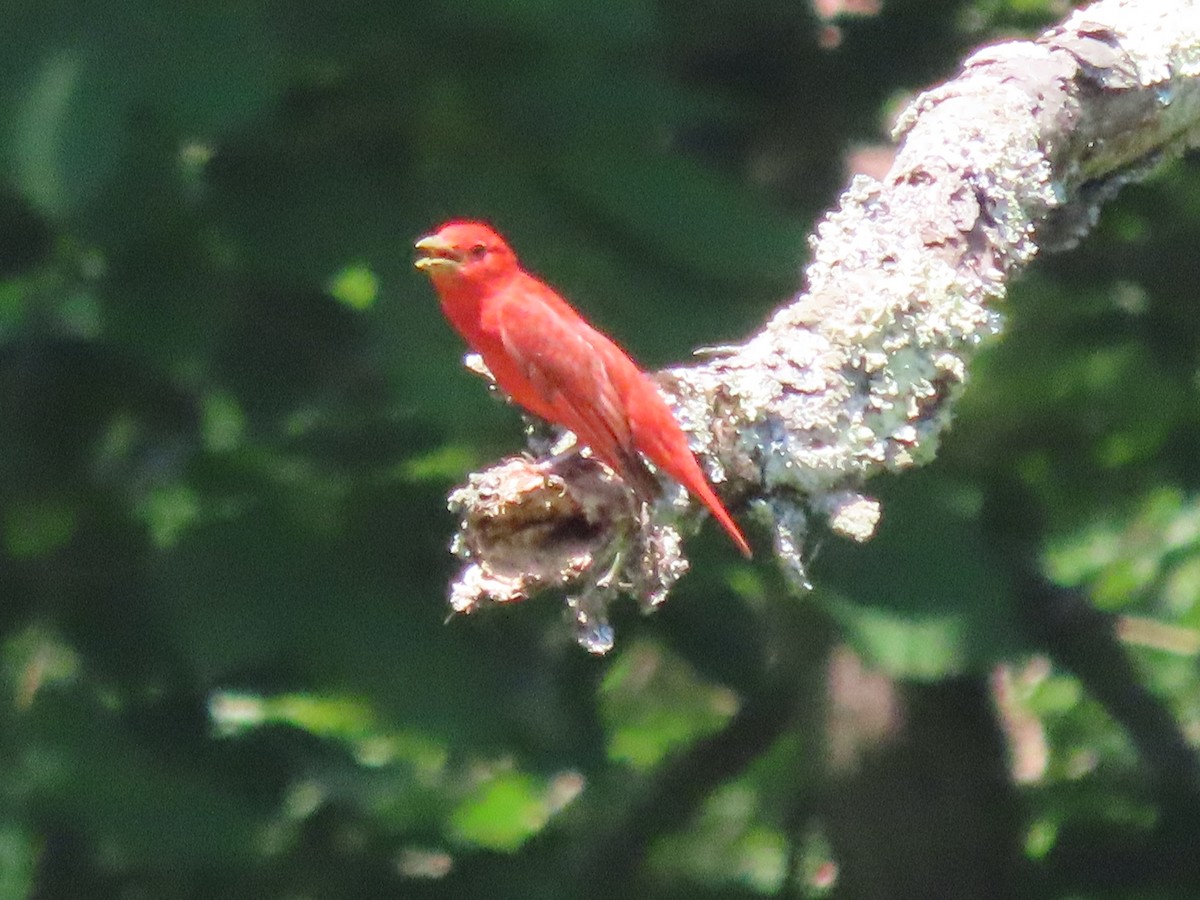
[414,221,518,290]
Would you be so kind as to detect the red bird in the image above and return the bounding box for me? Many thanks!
[415,220,751,557]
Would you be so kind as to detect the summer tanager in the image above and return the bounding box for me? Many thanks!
[414,220,751,558]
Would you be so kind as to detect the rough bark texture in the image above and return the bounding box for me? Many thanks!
[446,0,1200,651]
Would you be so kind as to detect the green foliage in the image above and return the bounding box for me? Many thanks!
[600,640,738,769]
[816,471,1028,679]
[1,0,1199,897]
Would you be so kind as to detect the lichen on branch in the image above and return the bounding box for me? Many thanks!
[445,0,1200,652]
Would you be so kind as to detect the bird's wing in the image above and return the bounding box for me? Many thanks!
[495,284,658,495]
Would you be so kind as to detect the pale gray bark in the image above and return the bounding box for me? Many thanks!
[447,0,1200,652]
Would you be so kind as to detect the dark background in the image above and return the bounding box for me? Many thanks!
[2,1,1199,897]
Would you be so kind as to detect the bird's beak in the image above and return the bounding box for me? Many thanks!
[414,234,462,273]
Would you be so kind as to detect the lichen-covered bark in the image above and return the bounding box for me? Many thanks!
[446,0,1200,652]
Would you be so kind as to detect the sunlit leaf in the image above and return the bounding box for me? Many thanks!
[449,772,553,852]
[600,640,738,769]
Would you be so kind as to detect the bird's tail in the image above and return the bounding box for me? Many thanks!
[688,478,752,558]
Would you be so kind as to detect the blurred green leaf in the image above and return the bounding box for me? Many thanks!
[449,771,555,852]
[327,262,379,311]
[1045,487,1200,612]
[400,444,478,483]
[0,825,36,900]
[600,640,738,769]
[4,1,280,219]
[651,786,789,893]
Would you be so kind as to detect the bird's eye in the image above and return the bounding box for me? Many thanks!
[469,243,487,260]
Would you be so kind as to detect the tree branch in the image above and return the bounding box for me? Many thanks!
[446,0,1200,650]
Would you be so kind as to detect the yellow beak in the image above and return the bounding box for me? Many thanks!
[414,234,462,272]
